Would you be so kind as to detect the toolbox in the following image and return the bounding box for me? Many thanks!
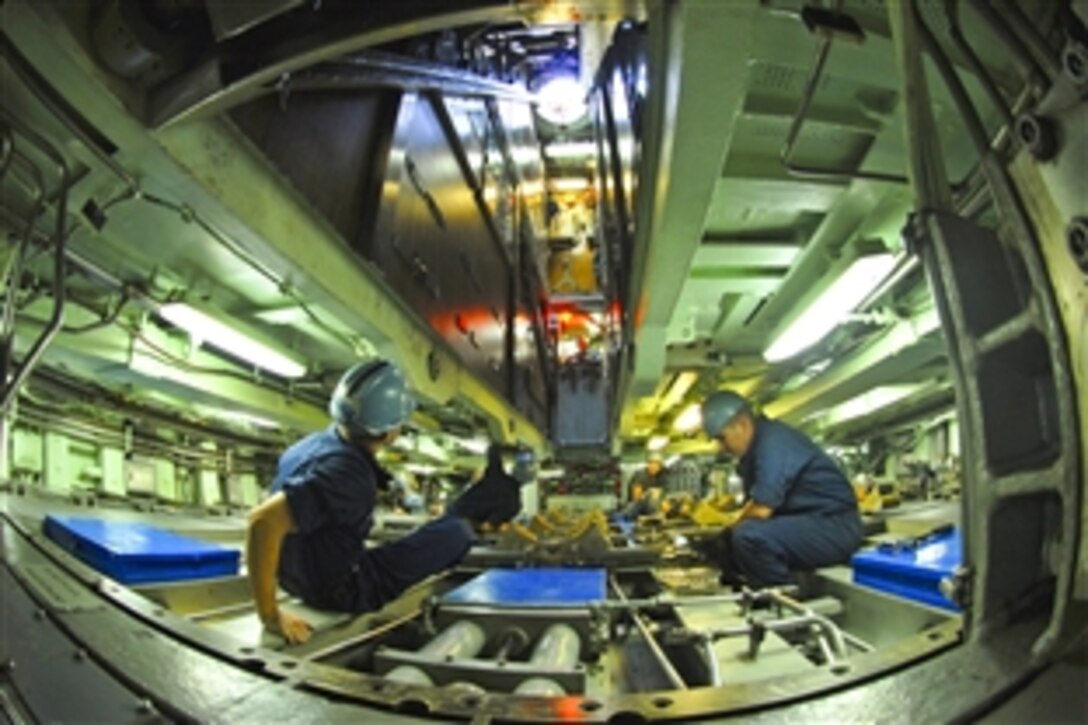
[43,515,240,584]
[851,526,962,611]
[441,567,607,607]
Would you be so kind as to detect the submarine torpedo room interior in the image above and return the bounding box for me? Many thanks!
[0,0,1085,722]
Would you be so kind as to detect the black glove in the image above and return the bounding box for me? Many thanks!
[447,468,522,527]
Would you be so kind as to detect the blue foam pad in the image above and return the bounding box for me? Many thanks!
[851,527,962,611]
[43,515,239,584]
[441,567,607,607]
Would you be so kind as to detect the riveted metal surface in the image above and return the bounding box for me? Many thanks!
[0,568,144,723]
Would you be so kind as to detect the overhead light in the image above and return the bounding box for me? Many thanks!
[203,407,280,430]
[544,141,596,159]
[159,302,307,379]
[673,403,703,433]
[647,435,669,451]
[763,250,898,363]
[825,383,930,425]
[658,370,699,412]
[549,177,591,193]
[536,75,587,125]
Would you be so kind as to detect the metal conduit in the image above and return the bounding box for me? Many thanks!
[0,153,44,356]
[944,0,1015,132]
[991,0,1062,80]
[963,0,1048,89]
[0,109,69,418]
[0,125,13,179]
[593,586,798,612]
[765,590,848,659]
[914,5,993,157]
[0,34,139,193]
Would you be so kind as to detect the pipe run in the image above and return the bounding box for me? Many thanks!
[0,109,70,418]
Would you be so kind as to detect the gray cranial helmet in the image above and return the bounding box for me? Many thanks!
[328,359,417,436]
[701,390,748,438]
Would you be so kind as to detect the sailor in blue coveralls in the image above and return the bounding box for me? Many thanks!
[700,391,864,588]
[246,359,518,644]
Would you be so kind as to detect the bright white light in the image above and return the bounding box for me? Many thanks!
[659,371,699,413]
[456,436,491,455]
[557,338,582,360]
[208,408,280,429]
[536,76,587,125]
[647,435,669,452]
[159,303,307,379]
[763,252,897,363]
[549,177,591,193]
[544,141,596,159]
[830,384,928,424]
[673,403,703,433]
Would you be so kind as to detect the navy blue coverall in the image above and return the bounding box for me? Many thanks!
[271,426,473,613]
[725,417,863,587]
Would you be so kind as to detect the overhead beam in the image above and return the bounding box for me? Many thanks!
[690,242,800,269]
[622,0,758,403]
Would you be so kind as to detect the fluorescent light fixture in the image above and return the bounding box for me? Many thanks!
[509,146,543,166]
[763,251,898,363]
[159,302,307,379]
[827,383,929,424]
[206,408,280,430]
[544,141,596,159]
[647,435,669,452]
[658,370,699,412]
[673,402,703,433]
[549,177,591,193]
[253,306,308,325]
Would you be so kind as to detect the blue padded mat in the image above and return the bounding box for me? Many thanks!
[43,515,239,584]
[441,568,606,607]
[852,527,962,611]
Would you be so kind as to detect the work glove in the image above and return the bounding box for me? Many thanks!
[447,466,522,528]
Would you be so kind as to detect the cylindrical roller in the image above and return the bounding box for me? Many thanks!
[528,624,581,669]
[514,624,582,696]
[515,677,566,696]
[420,620,487,660]
[385,664,434,686]
[384,620,487,685]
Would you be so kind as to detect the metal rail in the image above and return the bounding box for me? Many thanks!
[609,575,687,690]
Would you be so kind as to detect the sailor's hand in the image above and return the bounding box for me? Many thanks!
[263,609,313,644]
